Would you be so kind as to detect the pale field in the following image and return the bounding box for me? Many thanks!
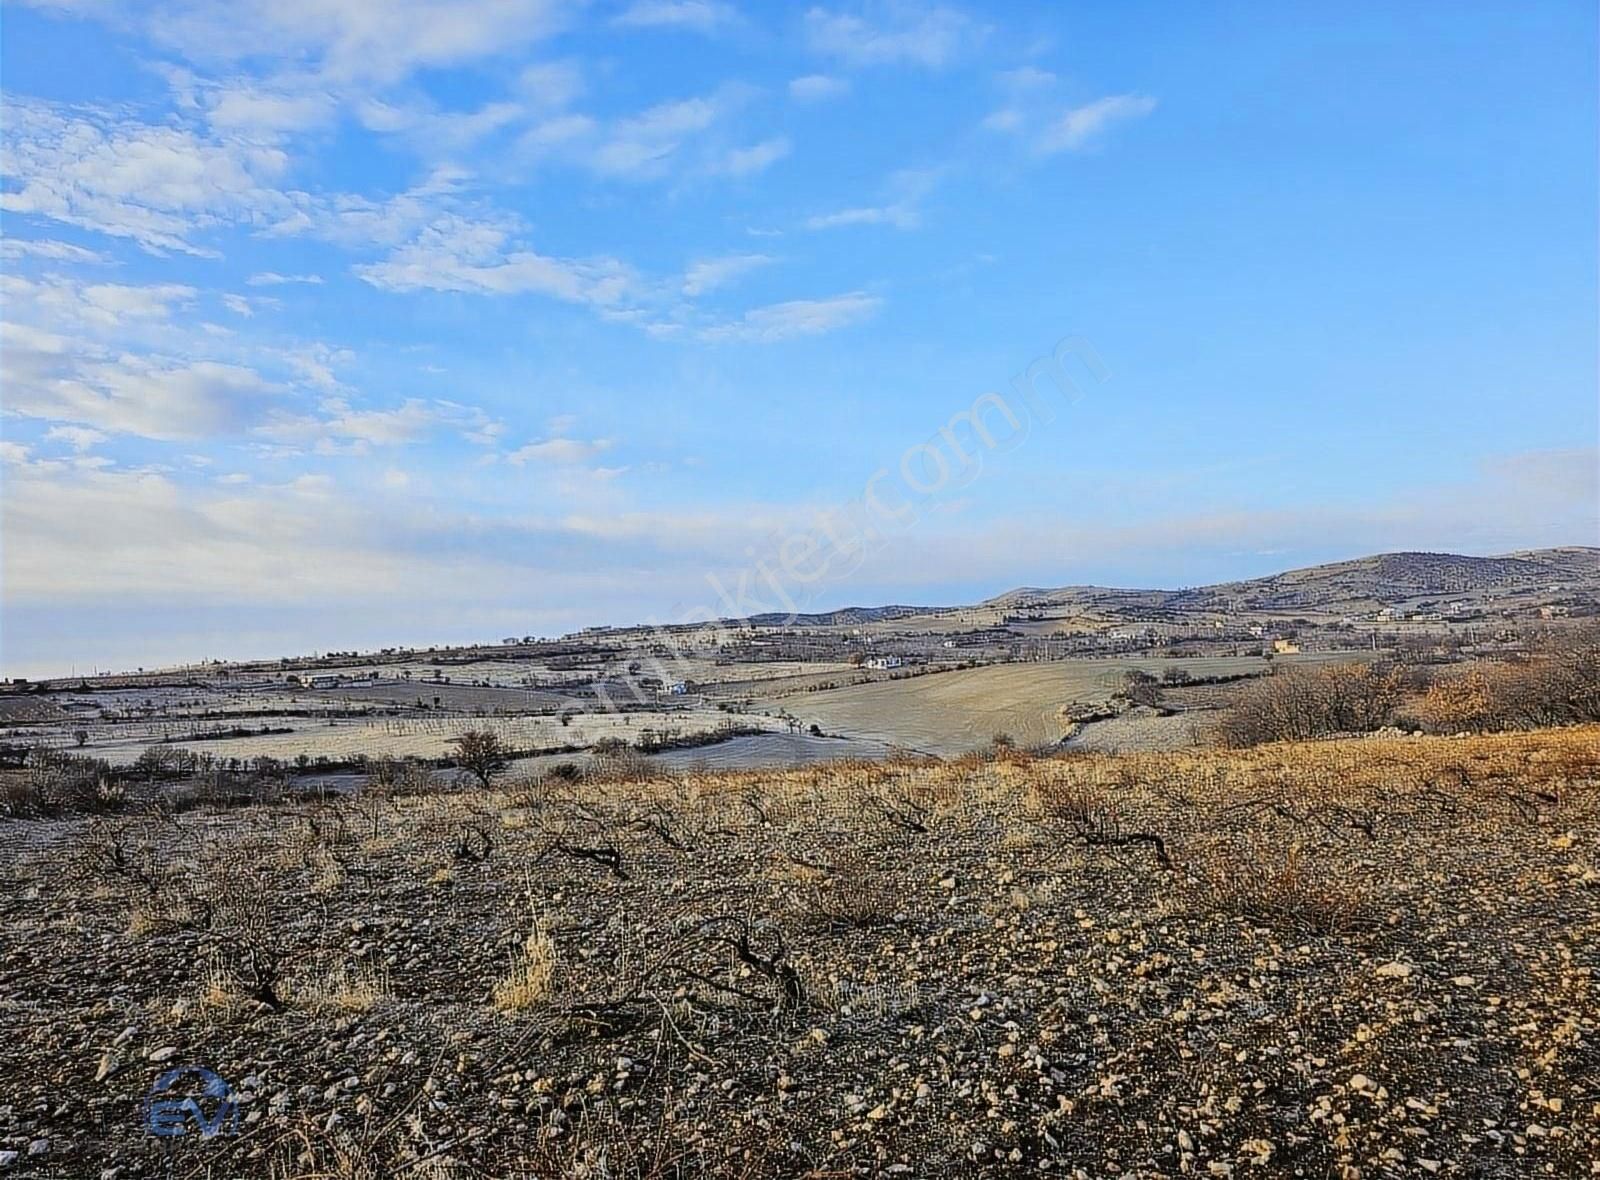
[764,655,1287,754]
[303,655,852,688]
[83,706,770,766]
[647,731,897,769]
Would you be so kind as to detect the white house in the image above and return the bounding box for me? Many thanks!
[864,655,903,670]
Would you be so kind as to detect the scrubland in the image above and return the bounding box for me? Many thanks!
[0,728,1596,1177]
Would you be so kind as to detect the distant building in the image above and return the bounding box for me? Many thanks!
[667,680,690,695]
[1271,639,1300,655]
[307,674,340,689]
[865,655,903,670]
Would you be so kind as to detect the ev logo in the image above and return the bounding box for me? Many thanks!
[142,1066,240,1139]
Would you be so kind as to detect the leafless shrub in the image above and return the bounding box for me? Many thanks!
[1031,781,1173,870]
[548,838,627,879]
[584,737,658,785]
[451,823,494,863]
[862,784,930,834]
[782,850,900,930]
[1186,841,1375,934]
[450,729,509,789]
[1218,662,1405,746]
[4,748,122,816]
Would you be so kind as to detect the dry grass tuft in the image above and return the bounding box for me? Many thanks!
[493,927,557,1012]
[292,959,390,1013]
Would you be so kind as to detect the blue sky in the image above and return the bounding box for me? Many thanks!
[2,0,1596,677]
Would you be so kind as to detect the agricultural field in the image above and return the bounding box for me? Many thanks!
[765,657,1278,755]
[0,728,1594,1177]
[63,707,770,768]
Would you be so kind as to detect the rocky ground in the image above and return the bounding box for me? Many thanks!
[0,728,1596,1178]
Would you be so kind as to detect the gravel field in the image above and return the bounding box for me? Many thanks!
[0,727,1595,1177]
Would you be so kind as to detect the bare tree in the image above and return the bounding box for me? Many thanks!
[450,729,508,789]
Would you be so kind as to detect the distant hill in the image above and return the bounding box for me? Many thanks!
[743,605,933,628]
[988,547,1600,616]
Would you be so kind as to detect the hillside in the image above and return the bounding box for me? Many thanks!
[990,547,1599,617]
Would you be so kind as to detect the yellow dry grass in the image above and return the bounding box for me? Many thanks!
[492,928,557,1012]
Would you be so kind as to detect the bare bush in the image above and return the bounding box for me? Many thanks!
[451,729,509,789]
[1217,662,1404,746]
[585,737,657,784]
[1186,841,1375,934]
[1408,632,1600,733]
[1031,780,1173,870]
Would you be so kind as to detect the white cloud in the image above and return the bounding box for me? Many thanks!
[254,395,504,456]
[803,4,976,68]
[701,291,880,342]
[612,0,735,32]
[507,437,613,465]
[140,0,576,86]
[997,65,1054,90]
[804,166,938,230]
[83,282,196,324]
[519,112,598,153]
[280,345,349,393]
[682,253,772,296]
[588,95,722,179]
[512,84,775,187]
[221,293,255,317]
[717,136,791,177]
[789,74,850,102]
[518,60,584,109]
[356,96,527,152]
[1039,93,1157,153]
[247,271,324,286]
[0,99,292,255]
[4,340,283,440]
[44,425,109,452]
[328,399,470,447]
[0,275,375,445]
[0,237,111,264]
[5,273,196,330]
[353,214,634,305]
[189,76,339,135]
[805,203,917,230]
[981,108,1022,133]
